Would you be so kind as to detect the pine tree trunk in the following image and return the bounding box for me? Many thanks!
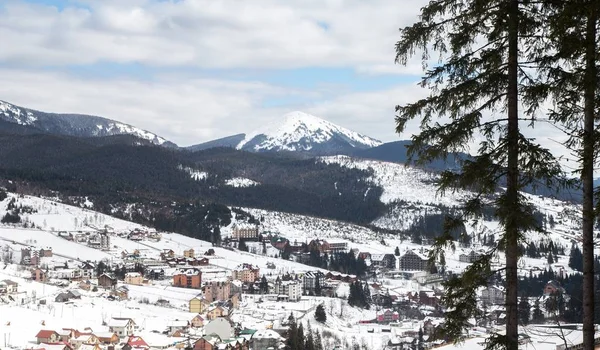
[581,3,597,350]
[505,0,520,349]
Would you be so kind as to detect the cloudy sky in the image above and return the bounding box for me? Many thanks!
[0,0,433,147]
[0,0,577,173]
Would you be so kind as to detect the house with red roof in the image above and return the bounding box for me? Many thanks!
[125,335,149,349]
[36,330,60,344]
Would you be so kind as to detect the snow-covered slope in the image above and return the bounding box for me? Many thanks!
[236,111,382,153]
[319,155,591,249]
[0,100,171,146]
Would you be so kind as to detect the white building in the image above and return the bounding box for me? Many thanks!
[108,318,136,337]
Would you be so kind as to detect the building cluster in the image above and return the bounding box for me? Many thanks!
[57,232,111,251]
[30,261,98,284]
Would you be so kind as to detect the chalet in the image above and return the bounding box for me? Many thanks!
[79,280,93,291]
[399,250,429,271]
[36,330,60,344]
[57,329,75,343]
[108,317,136,337]
[189,296,211,313]
[376,309,400,324]
[183,248,195,258]
[66,290,82,299]
[112,285,129,300]
[271,237,288,250]
[123,336,149,350]
[166,320,189,334]
[147,232,162,242]
[31,268,47,282]
[79,261,96,279]
[55,293,70,303]
[251,329,284,350]
[124,272,144,286]
[160,249,175,260]
[128,232,144,241]
[97,273,117,290]
[1,279,18,294]
[58,232,74,240]
[193,334,221,350]
[71,333,99,349]
[308,239,330,253]
[190,314,205,328]
[39,247,53,257]
[173,268,202,289]
[206,306,229,320]
[544,280,566,296]
[94,332,119,345]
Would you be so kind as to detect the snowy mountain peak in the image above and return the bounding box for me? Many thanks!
[236,111,382,153]
[0,100,172,146]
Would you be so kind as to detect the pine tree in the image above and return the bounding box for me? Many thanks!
[314,331,323,350]
[305,323,315,350]
[315,304,327,323]
[297,323,305,350]
[518,295,530,325]
[418,327,424,350]
[547,253,554,265]
[286,314,298,350]
[569,246,583,272]
[394,246,400,256]
[238,239,249,252]
[395,1,566,348]
[539,3,599,348]
[532,299,544,323]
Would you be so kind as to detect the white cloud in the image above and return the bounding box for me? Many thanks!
[0,0,425,72]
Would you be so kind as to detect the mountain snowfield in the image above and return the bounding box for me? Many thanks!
[236,111,382,152]
[0,100,169,145]
[319,155,591,252]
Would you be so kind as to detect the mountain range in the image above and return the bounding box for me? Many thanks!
[0,100,175,147]
[1,99,462,169]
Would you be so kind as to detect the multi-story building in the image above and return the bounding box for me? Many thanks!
[459,250,481,263]
[231,264,260,283]
[274,279,302,302]
[327,240,349,253]
[302,271,325,294]
[184,248,195,259]
[481,285,505,305]
[399,250,429,271]
[370,254,396,269]
[202,280,231,302]
[173,268,202,289]
[232,224,259,240]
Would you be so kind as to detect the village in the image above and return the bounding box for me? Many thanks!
[0,214,579,350]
